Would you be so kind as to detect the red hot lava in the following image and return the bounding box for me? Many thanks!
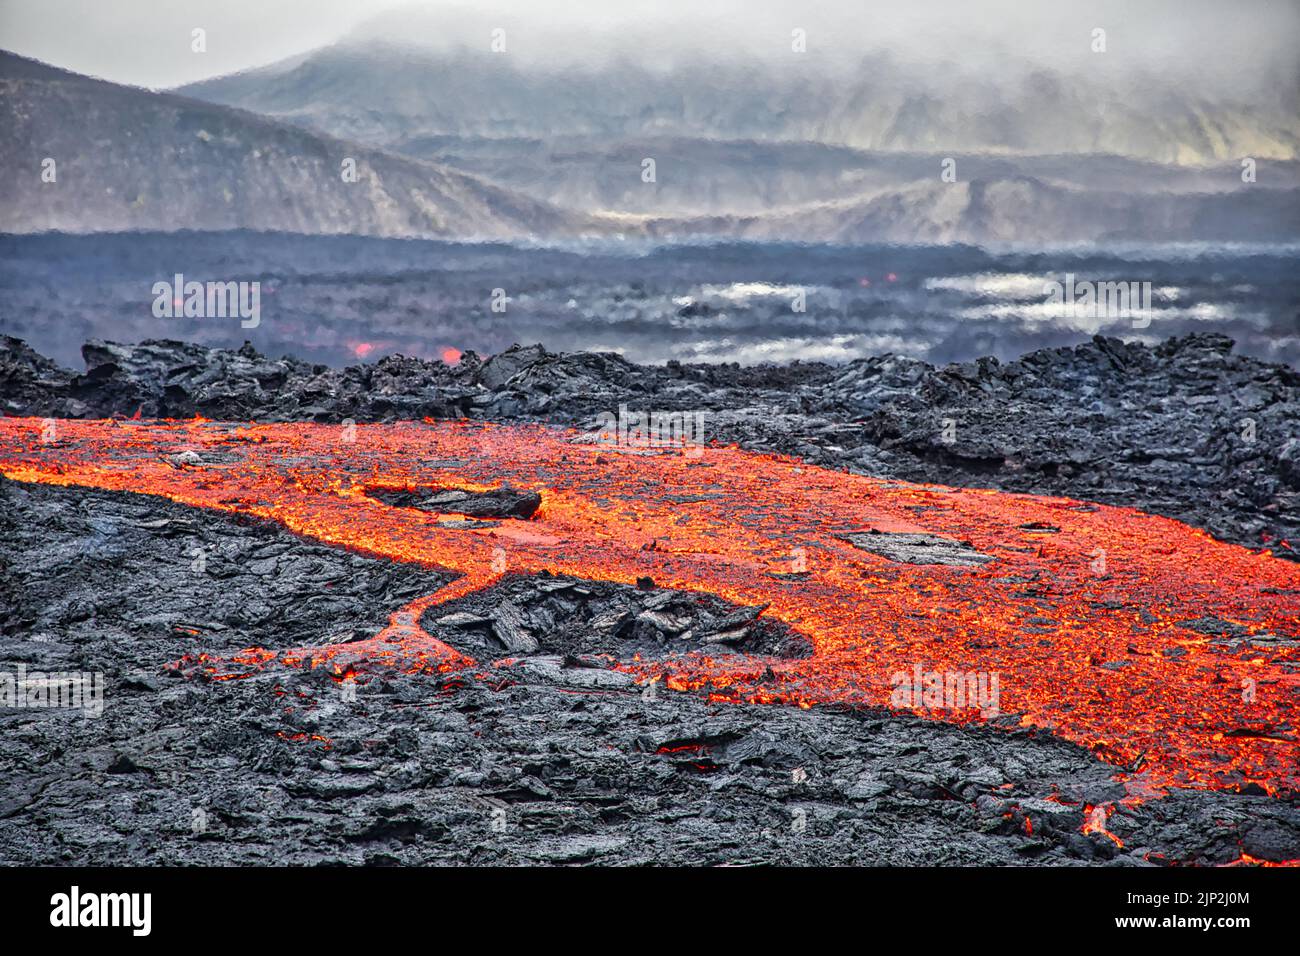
[1,417,1297,795]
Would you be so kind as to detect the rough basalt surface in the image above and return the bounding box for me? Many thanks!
[5,480,1298,866]
[1,334,1299,866]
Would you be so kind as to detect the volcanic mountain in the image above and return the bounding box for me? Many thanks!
[0,51,582,239]
[179,38,1300,166]
[174,39,1300,242]
[6,43,1296,243]
[641,175,1300,245]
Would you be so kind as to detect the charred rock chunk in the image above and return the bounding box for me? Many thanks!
[422,575,812,661]
[840,531,994,567]
[368,485,541,520]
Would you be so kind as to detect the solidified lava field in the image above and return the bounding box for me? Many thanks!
[1,333,1299,866]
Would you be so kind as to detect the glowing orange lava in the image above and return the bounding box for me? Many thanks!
[2,417,1297,794]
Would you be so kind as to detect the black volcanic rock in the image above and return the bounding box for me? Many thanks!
[4,337,1299,868]
[840,531,994,568]
[368,486,542,520]
[0,335,76,418]
[1,477,1294,866]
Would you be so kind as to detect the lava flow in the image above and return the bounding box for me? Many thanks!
[2,417,1298,794]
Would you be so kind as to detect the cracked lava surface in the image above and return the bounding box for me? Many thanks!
[1,416,1297,796]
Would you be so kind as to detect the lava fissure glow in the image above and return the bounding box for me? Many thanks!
[2,417,1297,794]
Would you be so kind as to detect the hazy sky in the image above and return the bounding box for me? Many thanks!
[1,0,1296,89]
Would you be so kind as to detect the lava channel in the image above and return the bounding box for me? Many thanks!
[2,417,1297,795]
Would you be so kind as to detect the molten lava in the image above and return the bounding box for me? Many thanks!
[2,417,1297,794]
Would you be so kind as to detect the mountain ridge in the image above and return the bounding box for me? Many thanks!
[0,50,584,239]
[180,39,1300,166]
[5,48,1297,245]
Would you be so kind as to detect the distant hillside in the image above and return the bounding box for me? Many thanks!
[170,39,1300,244]
[181,40,1300,167]
[5,48,1296,245]
[644,177,1300,245]
[0,51,581,239]
[385,134,1300,221]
